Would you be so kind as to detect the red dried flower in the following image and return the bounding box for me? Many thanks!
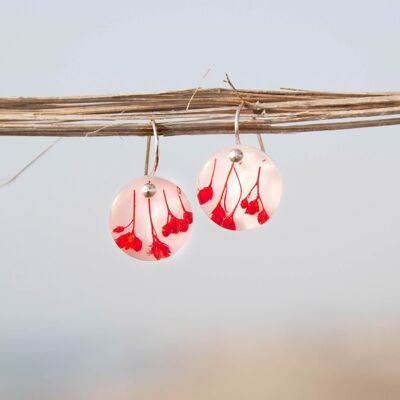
[240,198,248,209]
[162,190,192,237]
[197,158,217,205]
[115,232,143,252]
[147,198,171,260]
[222,214,236,230]
[245,199,260,215]
[113,190,143,252]
[183,211,193,224]
[211,203,226,225]
[208,163,241,230]
[257,209,270,224]
[178,193,193,225]
[113,226,125,233]
[169,215,180,234]
[197,186,213,205]
[162,223,172,237]
[240,167,271,225]
[177,219,189,232]
[148,236,171,260]
[131,236,143,251]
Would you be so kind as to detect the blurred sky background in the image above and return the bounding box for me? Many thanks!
[1,0,400,398]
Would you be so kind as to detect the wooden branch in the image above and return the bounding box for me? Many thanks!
[1,88,400,137]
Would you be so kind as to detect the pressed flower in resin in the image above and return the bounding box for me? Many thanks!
[196,145,282,231]
[197,158,216,205]
[110,176,192,261]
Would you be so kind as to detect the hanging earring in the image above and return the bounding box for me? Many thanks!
[109,120,193,261]
[196,103,282,231]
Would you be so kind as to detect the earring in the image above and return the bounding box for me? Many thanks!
[109,120,193,261]
[196,103,282,231]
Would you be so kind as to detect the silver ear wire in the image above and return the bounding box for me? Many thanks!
[234,102,266,153]
[257,133,266,153]
[234,102,244,145]
[144,120,160,177]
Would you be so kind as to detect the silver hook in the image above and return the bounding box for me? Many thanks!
[257,133,266,153]
[234,102,244,145]
[144,120,159,176]
[234,102,266,153]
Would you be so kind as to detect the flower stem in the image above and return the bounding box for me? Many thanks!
[230,166,243,215]
[147,198,157,239]
[178,194,187,212]
[131,190,136,233]
[255,167,261,196]
[209,158,217,186]
[162,189,172,214]
[218,162,235,203]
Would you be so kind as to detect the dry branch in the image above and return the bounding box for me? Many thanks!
[1,88,400,137]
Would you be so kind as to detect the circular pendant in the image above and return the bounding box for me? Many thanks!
[109,176,193,261]
[196,144,282,231]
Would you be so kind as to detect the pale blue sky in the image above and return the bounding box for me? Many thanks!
[1,0,400,397]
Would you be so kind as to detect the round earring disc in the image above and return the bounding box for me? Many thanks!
[109,176,193,261]
[196,145,282,231]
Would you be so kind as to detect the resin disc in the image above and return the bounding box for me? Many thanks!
[109,176,193,261]
[197,145,282,231]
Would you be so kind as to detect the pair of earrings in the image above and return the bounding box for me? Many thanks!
[109,105,282,261]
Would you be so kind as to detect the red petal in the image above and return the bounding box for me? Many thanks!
[177,219,189,233]
[162,223,171,237]
[148,238,171,260]
[115,232,142,252]
[115,232,132,249]
[245,199,260,215]
[113,226,125,233]
[131,236,143,252]
[197,186,213,205]
[257,210,270,224]
[211,203,226,226]
[222,215,236,230]
[169,216,179,234]
[183,211,193,224]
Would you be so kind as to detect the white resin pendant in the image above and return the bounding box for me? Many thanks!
[197,145,282,231]
[109,176,193,261]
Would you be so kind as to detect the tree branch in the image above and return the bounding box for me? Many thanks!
[1,88,400,137]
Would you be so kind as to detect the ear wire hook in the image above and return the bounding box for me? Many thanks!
[144,120,160,176]
[257,133,266,153]
[234,102,244,145]
[234,102,266,152]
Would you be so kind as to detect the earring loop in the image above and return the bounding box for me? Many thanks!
[234,102,244,145]
[111,118,193,261]
[144,120,160,176]
[256,133,266,153]
[234,102,266,152]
